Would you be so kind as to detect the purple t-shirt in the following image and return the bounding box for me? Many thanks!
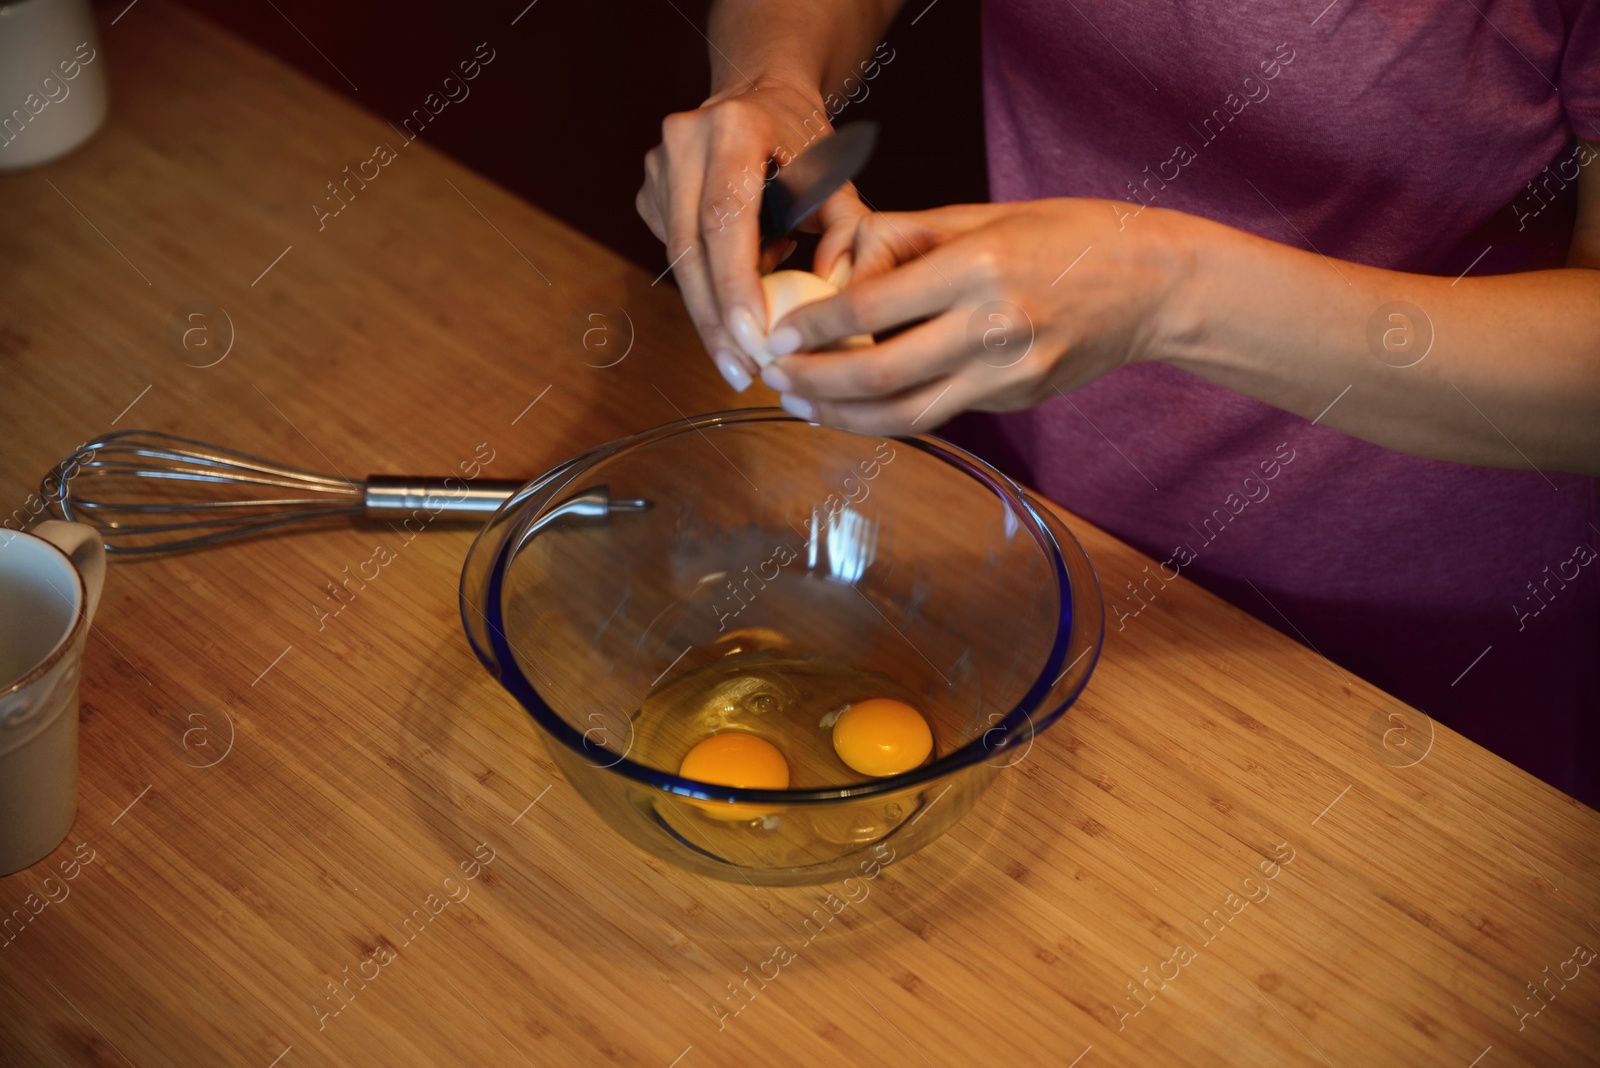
[947,0,1600,802]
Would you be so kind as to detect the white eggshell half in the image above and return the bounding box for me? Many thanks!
[759,270,873,365]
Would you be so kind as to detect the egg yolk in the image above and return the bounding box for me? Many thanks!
[678,733,789,819]
[831,699,933,778]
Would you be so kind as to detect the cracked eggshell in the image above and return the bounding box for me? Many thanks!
[760,270,873,365]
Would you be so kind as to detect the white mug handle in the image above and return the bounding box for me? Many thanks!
[31,520,106,624]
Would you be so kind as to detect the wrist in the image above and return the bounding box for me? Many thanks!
[1135,209,1217,367]
[705,69,825,110]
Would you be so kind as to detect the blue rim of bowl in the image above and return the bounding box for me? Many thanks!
[469,409,1102,806]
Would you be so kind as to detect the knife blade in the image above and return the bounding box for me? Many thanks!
[757,121,880,243]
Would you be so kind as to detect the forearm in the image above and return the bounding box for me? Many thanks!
[1156,213,1600,476]
[705,0,902,102]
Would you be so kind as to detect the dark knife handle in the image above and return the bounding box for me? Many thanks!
[757,183,791,244]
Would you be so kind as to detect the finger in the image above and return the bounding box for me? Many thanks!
[636,148,667,242]
[781,372,975,437]
[846,211,952,286]
[637,185,667,244]
[663,168,757,387]
[798,182,867,234]
[670,242,759,391]
[764,313,969,400]
[659,119,740,349]
[669,235,757,376]
[769,241,970,354]
[808,184,870,281]
[700,110,775,363]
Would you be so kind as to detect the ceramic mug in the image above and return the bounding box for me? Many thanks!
[0,520,105,875]
[0,0,108,171]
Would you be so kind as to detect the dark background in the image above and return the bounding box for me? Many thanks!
[159,0,1579,276]
[172,0,990,272]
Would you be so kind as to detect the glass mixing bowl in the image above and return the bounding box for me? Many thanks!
[461,410,1102,885]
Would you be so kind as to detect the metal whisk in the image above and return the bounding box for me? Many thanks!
[41,430,649,555]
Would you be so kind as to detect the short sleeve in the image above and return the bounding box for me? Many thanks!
[1560,0,1600,138]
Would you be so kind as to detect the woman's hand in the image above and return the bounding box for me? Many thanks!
[758,200,1195,434]
[776,185,1600,476]
[637,80,869,391]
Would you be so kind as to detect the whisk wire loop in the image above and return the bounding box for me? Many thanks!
[39,429,644,556]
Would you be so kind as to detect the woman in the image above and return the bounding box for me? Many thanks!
[636,1,1600,803]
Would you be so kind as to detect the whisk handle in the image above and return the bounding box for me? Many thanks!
[363,477,525,520]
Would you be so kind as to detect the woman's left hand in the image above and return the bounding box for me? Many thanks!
[760,199,1196,434]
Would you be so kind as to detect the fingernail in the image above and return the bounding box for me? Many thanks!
[780,393,818,421]
[761,364,792,393]
[779,239,799,264]
[728,306,767,361]
[714,349,752,392]
[767,326,803,357]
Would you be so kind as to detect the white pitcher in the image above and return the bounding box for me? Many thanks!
[0,520,105,874]
[0,0,108,171]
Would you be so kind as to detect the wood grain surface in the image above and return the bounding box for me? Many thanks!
[1,5,1597,1066]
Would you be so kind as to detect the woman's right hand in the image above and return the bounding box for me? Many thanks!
[637,79,869,391]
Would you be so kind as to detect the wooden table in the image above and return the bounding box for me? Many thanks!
[2,5,1597,1065]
